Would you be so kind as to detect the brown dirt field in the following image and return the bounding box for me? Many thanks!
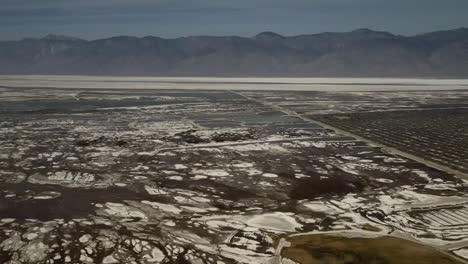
[281,234,462,264]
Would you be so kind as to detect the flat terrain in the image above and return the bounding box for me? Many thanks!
[281,234,460,264]
[0,82,467,264]
[316,109,468,175]
[1,75,468,91]
[242,89,468,177]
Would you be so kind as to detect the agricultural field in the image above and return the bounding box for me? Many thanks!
[243,90,468,176]
[0,84,467,264]
[315,109,468,175]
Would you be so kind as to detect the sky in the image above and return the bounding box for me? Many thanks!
[1,0,468,41]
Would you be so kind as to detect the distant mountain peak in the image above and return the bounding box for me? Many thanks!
[42,34,83,42]
[254,31,284,40]
[351,28,376,34]
[349,28,395,39]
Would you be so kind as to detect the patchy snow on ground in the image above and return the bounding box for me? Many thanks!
[223,143,289,153]
[311,142,327,148]
[398,189,442,204]
[130,121,194,134]
[191,169,230,177]
[246,169,262,176]
[204,218,246,230]
[218,244,273,264]
[180,206,209,213]
[245,212,302,232]
[144,185,168,195]
[375,178,394,183]
[302,201,344,214]
[141,200,182,214]
[231,162,254,168]
[102,203,147,220]
[453,248,468,260]
[174,164,188,170]
[193,128,250,139]
[33,195,55,200]
[424,183,457,191]
[412,170,432,182]
[48,171,95,183]
[262,173,278,178]
[168,176,184,181]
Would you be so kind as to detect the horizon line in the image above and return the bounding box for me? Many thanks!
[3,26,467,42]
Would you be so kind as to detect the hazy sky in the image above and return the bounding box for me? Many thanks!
[2,0,468,40]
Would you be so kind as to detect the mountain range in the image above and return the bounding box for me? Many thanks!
[1,28,468,77]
